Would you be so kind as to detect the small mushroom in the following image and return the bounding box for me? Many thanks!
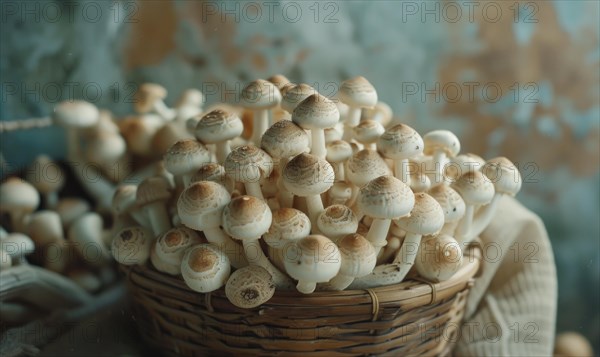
[151,227,203,275]
[423,130,461,186]
[415,234,463,282]
[428,184,466,235]
[316,205,358,243]
[222,195,293,290]
[240,79,282,144]
[363,101,393,127]
[444,153,486,183]
[164,139,211,189]
[284,234,341,294]
[134,83,175,120]
[326,140,353,205]
[345,149,392,208]
[52,100,100,161]
[25,155,65,209]
[175,88,204,122]
[267,74,291,91]
[195,109,243,162]
[281,83,316,114]
[0,178,40,233]
[189,163,235,192]
[409,166,431,193]
[225,265,276,309]
[292,94,340,159]
[282,153,334,228]
[136,177,173,235]
[353,119,385,150]
[224,145,273,200]
[151,121,194,157]
[0,233,35,264]
[69,212,111,266]
[377,124,424,188]
[27,210,65,248]
[85,131,127,175]
[338,76,378,141]
[359,175,414,256]
[177,181,247,268]
[452,171,495,245]
[181,243,231,293]
[119,114,164,157]
[320,233,377,291]
[111,226,154,266]
[263,208,311,272]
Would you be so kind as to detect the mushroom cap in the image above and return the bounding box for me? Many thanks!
[53,100,99,128]
[452,171,495,206]
[423,130,461,157]
[292,94,340,130]
[136,177,172,206]
[263,208,311,248]
[111,226,153,265]
[118,114,164,156]
[444,153,486,181]
[86,132,127,164]
[112,185,139,215]
[377,124,424,160]
[56,198,90,228]
[134,83,167,113]
[363,101,393,125]
[177,181,231,231]
[353,119,385,145]
[164,140,211,177]
[155,227,203,268]
[324,127,342,144]
[554,332,594,357]
[240,79,282,109]
[326,140,353,163]
[261,120,309,159]
[282,153,334,196]
[415,234,463,282]
[345,149,392,187]
[337,233,377,278]
[222,195,272,241]
[0,178,40,214]
[428,185,466,223]
[481,157,522,196]
[338,76,378,108]
[284,235,341,283]
[25,155,65,194]
[394,193,445,235]
[224,145,274,183]
[150,242,179,275]
[189,163,234,192]
[176,88,204,108]
[27,210,64,247]
[281,83,316,113]
[181,243,231,293]
[329,182,352,201]
[225,265,276,308]
[0,233,35,258]
[316,205,358,241]
[195,109,243,143]
[409,169,431,193]
[267,74,291,91]
[358,175,415,219]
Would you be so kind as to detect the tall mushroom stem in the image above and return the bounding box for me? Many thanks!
[244,181,264,200]
[242,239,293,289]
[305,194,325,231]
[310,129,327,159]
[433,150,448,186]
[394,158,412,187]
[252,109,269,145]
[342,107,361,141]
[468,193,504,242]
[455,205,475,244]
[366,218,391,256]
[391,231,422,278]
[203,227,248,269]
[145,202,172,236]
[215,141,231,163]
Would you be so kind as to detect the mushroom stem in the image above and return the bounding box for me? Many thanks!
[130,208,150,229]
[173,175,185,191]
[244,181,264,200]
[153,100,175,121]
[342,107,361,141]
[203,227,248,268]
[252,109,269,145]
[377,236,401,264]
[433,150,448,186]
[366,218,391,256]
[296,280,317,294]
[69,159,115,211]
[277,157,295,208]
[394,158,412,186]
[335,162,346,182]
[455,205,475,245]
[305,194,325,231]
[321,274,354,291]
[468,193,504,242]
[145,202,172,236]
[310,129,327,159]
[242,239,293,289]
[215,141,231,163]
[391,232,422,281]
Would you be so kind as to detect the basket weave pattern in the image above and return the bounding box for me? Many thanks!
[123,247,480,356]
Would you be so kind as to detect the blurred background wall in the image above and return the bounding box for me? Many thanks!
[1,0,599,351]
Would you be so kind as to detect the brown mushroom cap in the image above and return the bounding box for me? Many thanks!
[292,94,340,130]
[394,193,445,235]
[281,83,316,113]
[353,119,385,145]
[444,153,486,181]
[136,177,172,207]
[0,178,40,214]
[53,100,100,128]
[326,140,353,163]
[377,124,424,160]
[261,120,309,159]
[181,243,231,293]
[316,205,358,241]
[224,145,274,183]
[240,79,282,109]
[267,74,291,91]
[155,227,203,267]
[283,234,341,284]
[282,153,334,196]
[452,171,495,206]
[423,130,461,157]
[415,234,463,282]
[134,83,167,113]
[481,157,522,196]
[225,265,276,309]
[358,175,415,219]
[189,163,234,191]
[337,233,377,278]
[111,226,153,265]
[164,140,211,177]
[345,149,392,187]
[263,208,311,248]
[195,109,243,143]
[428,185,466,223]
[177,181,231,231]
[222,196,272,240]
[338,76,378,108]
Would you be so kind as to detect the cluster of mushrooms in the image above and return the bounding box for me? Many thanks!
[1,75,522,310]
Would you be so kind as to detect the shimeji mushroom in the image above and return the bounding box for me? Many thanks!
[415,234,463,283]
[338,76,378,141]
[359,175,415,256]
[319,233,377,291]
[316,205,358,243]
[282,153,335,228]
[56,197,90,230]
[189,163,235,193]
[134,83,175,120]
[324,127,343,144]
[428,184,466,235]
[69,212,111,267]
[292,94,340,159]
[377,124,424,188]
[281,83,316,114]
[111,226,154,266]
[284,234,341,294]
[240,79,282,145]
[444,153,486,184]
[267,74,291,91]
[85,131,127,176]
[468,157,522,241]
[409,166,431,193]
[392,193,445,276]
[119,114,164,157]
[27,211,68,271]
[177,181,247,268]
[151,227,203,275]
[353,119,385,150]
[261,120,309,207]
[263,208,311,272]
[136,177,173,236]
[53,100,100,161]
[326,140,354,205]
[164,139,211,189]
[363,101,393,127]
[195,109,243,162]
[222,195,293,290]
[0,178,40,233]
[0,233,35,264]
[345,149,392,209]
[151,121,195,157]
[112,185,150,229]
[175,89,204,122]
[452,171,495,245]
[225,265,276,309]
[25,155,65,209]
[181,243,231,293]
[224,145,273,200]
[423,130,461,186]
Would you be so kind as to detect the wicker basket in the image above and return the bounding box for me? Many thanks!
[122,245,481,357]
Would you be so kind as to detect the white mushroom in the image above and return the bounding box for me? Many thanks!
[263,208,311,272]
[280,83,315,114]
[423,130,461,186]
[151,227,203,275]
[136,177,173,236]
[415,234,463,282]
[56,197,90,230]
[0,233,35,264]
[452,171,495,245]
[111,226,154,266]
[0,178,40,232]
[316,204,358,243]
[164,139,211,188]
[377,124,424,188]
[240,79,282,145]
[69,212,111,267]
[319,233,376,291]
[292,94,340,159]
[52,100,100,161]
[134,83,175,120]
[353,119,385,150]
[175,88,204,122]
[444,153,486,184]
[363,101,393,127]
[112,185,149,229]
[338,76,378,141]
[195,109,243,162]
[225,265,276,309]
[325,140,353,205]
[345,149,391,209]
[25,155,65,209]
[224,145,273,200]
[189,163,234,192]
[181,243,231,293]
[428,184,466,235]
